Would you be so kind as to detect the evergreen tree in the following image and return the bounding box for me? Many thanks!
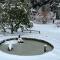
[0,0,30,34]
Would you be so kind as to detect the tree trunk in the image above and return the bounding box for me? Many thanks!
[1,24,6,32]
[14,28,17,32]
[14,23,20,32]
[11,24,14,34]
[3,27,6,32]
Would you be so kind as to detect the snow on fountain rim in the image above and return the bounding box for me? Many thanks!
[4,40,17,45]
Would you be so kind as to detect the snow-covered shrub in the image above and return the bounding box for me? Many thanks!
[55,20,60,27]
[27,21,33,28]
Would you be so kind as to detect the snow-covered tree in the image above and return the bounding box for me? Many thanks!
[0,0,30,34]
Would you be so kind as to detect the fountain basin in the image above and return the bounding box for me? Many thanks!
[0,38,54,56]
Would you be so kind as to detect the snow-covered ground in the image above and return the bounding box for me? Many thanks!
[0,23,60,60]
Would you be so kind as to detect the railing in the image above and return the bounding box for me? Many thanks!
[21,29,40,34]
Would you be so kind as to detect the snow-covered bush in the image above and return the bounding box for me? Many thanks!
[55,20,60,27]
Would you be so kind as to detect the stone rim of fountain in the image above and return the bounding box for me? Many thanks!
[0,37,54,56]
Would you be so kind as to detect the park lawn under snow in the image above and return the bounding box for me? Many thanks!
[0,23,60,60]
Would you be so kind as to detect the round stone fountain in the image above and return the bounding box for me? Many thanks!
[0,38,54,56]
